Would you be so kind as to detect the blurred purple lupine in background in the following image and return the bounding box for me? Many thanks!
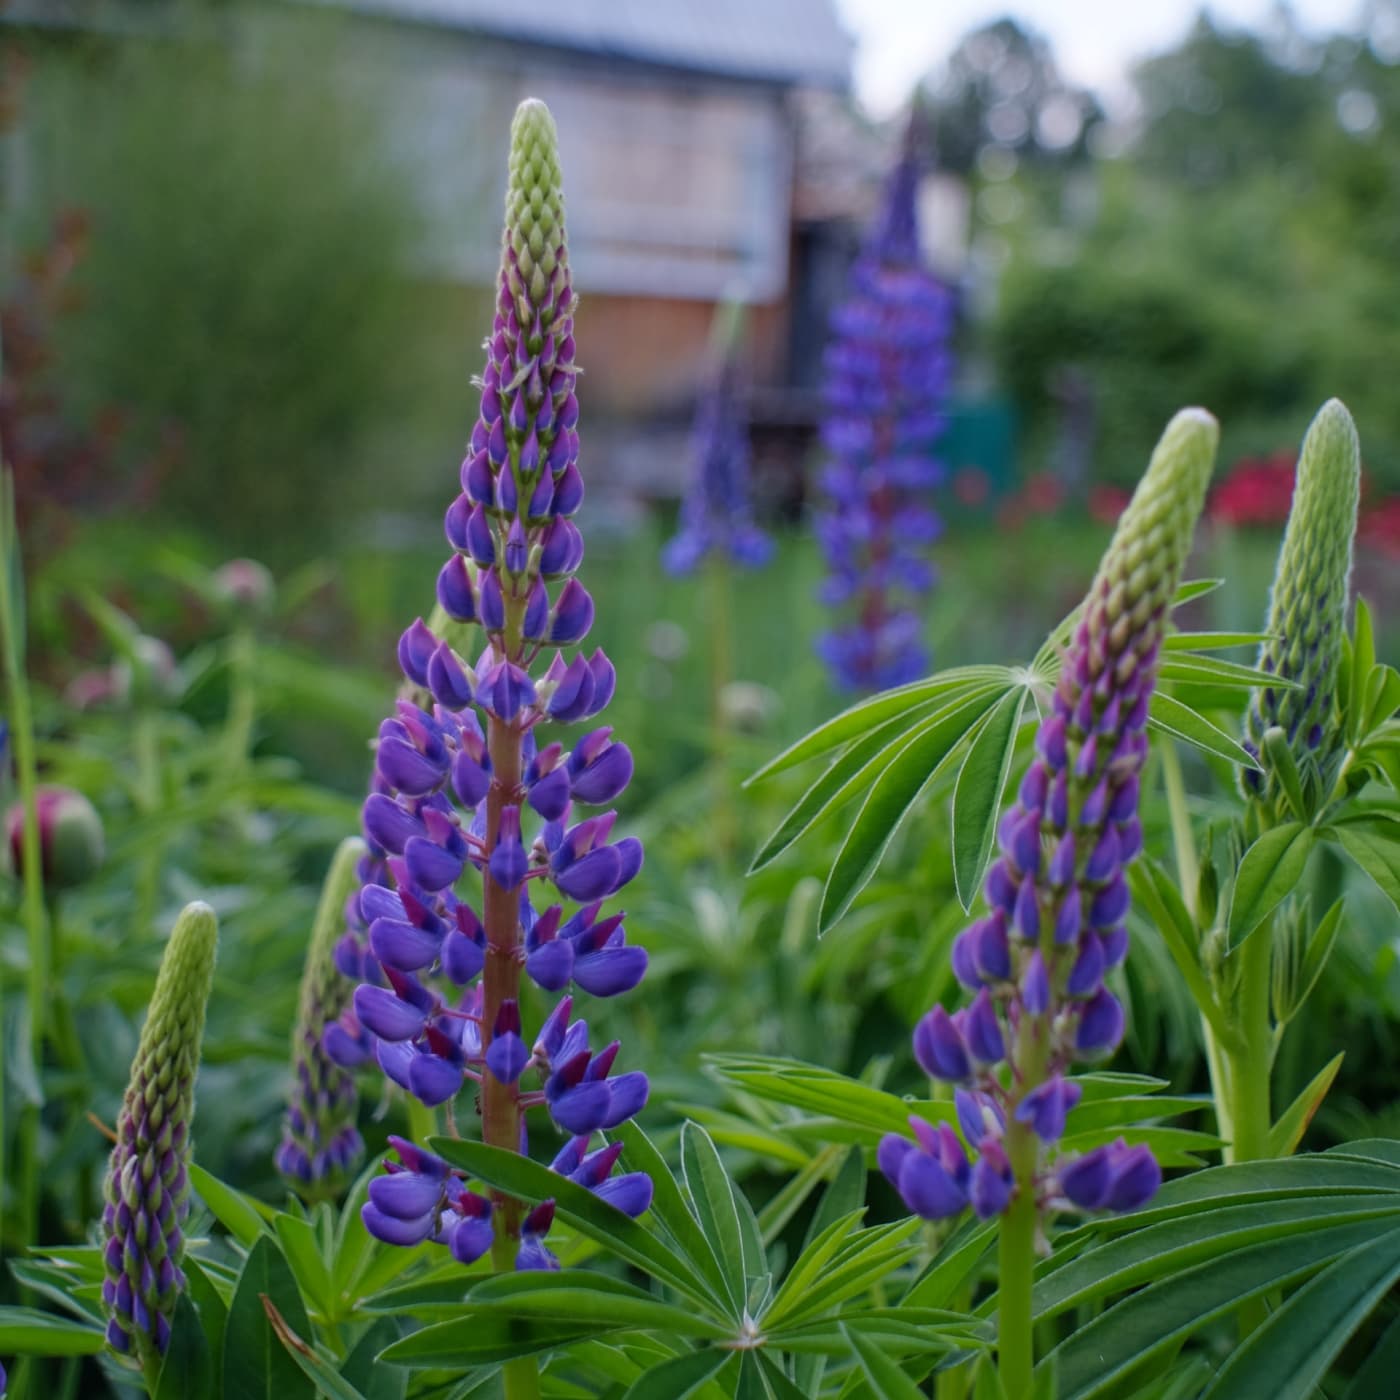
[815,114,954,692]
[878,410,1217,1238]
[328,99,651,1276]
[662,303,772,577]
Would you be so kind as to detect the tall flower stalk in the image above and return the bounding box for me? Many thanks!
[878,410,1217,1392]
[275,836,366,1199]
[1216,400,1361,1169]
[815,118,953,692]
[334,100,650,1399]
[101,901,218,1388]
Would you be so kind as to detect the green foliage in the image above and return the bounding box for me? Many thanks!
[32,18,428,557]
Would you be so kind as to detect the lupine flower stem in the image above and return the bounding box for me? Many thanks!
[482,702,527,1258]
[705,554,737,859]
[0,468,47,1270]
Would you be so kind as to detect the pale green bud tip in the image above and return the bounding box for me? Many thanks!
[1245,398,1360,792]
[1091,408,1218,641]
[140,902,218,1064]
[307,837,366,968]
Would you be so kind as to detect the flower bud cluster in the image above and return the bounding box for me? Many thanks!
[275,838,367,1197]
[331,100,650,1270]
[881,411,1218,1228]
[815,139,953,691]
[1242,399,1360,805]
[102,903,217,1364]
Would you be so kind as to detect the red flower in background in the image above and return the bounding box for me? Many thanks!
[1360,496,1400,558]
[1089,484,1132,523]
[1209,453,1296,526]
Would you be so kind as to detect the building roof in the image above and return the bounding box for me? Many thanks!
[312,0,853,89]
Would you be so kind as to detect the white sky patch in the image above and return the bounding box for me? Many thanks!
[832,0,1367,117]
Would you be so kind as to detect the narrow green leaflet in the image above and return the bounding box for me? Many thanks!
[745,666,1012,784]
[1268,1052,1345,1157]
[749,709,919,872]
[819,684,1010,932]
[1159,653,1298,690]
[222,1235,316,1400]
[681,1121,753,1312]
[1199,1228,1400,1400]
[620,1347,737,1400]
[0,1307,104,1355]
[430,1139,716,1309]
[1227,822,1315,952]
[1148,692,1259,768]
[1163,630,1272,651]
[192,1163,275,1247]
[841,1322,927,1400]
[1330,818,1400,913]
[156,1293,216,1400]
[614,1122,732,1309]
[705,1054,954,1140]
[951,686,1030,912]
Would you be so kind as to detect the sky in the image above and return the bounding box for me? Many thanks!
[832,0,1369,116]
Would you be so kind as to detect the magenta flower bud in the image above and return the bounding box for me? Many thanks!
[464,449,494,503]
[488,806,528,891]
[1049,833,1076,887]
[1013,876,1041,941]
[969,1142,1014,1218]
[898,1149,967,1220]
[466,504,496,566]
[353,984,428,1043]
[1067,933,1105,997]
[1053,885,1082,945]
[964,989,1004,1065]
[1077,988,1125,1053]
[427,644,474,710]
[878,1133,914,1185]
[1014,1076,1081,1143]
[1085,827,1120,883]
[437,555,477,623]
[486,1001,529,1085]
[1090,872,1129,927]
[950,930,982,989]
[1058,1146,1112,1209]
[985,858,1017,914]
[1021,951,1050,1016]
[553,462,585,516]
[397,619,438,688]
[913,1005,971,1083]
[480,569,506,632]
[549,578,594,645]
[540,518,584,576]
[1037,714,1067,767]
[363,794,423,855]
[1104,1144,1161,1211]
[1079,779,1109,829]
[973,913,1011,981]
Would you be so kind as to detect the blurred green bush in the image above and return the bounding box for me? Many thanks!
[25,18,444,558]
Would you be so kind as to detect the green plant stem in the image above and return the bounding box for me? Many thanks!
[133,710,162,937]
[706,554,735,861]
[223,624,257,774]
[0,498,48,1268]
[1160,742,1238,1148]
[998,1011,1048,1397]
[997,1118,1038,1399]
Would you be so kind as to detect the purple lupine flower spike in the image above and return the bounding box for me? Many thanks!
[815,109,953,692]
[662,303,772,576]
[352,99,648,1272]
[882,410,1217,1228]
[102,903,218,1370]
[276,838,367,1198]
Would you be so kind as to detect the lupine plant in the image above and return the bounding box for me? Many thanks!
[876,409,1215,1390]
[330,97,652,1392]
[661,304,771,578]
[815,120,953,692]
[275,836,366,1199]
[101,901,217,1383]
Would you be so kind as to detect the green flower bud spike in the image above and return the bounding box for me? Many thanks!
[101,901,218,1376]
[275,837,366,1200]
[1243,398,1361,811]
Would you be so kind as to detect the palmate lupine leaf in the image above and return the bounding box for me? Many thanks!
[749,581,1270,934]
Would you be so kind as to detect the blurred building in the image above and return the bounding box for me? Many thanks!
[302,0,855,424]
